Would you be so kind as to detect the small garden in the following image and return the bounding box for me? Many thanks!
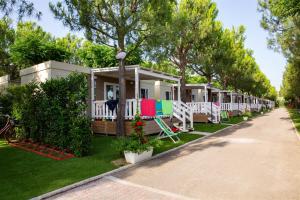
[0,73,91,157]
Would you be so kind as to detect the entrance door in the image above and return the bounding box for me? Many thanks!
[104,82,119,100]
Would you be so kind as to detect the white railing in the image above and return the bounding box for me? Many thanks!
[93,99,139,120]
[187,102,220,123]
[93,100,194,131]
[221,103,232,111]
[173,101,193,131]
[186,102,207,114]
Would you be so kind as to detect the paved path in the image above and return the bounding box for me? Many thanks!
[48,108,300,200]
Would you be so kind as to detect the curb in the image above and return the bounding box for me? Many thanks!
[286,109,300,142]
[31,118,252,200]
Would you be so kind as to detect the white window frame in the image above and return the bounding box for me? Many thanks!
[104,82,119,100]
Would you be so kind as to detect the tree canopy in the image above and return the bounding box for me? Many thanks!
[259,0,300,105]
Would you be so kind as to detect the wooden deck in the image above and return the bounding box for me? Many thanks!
[92,118,179,135]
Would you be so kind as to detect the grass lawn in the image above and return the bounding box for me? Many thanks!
[154,133,202,155]
[288,109,300,134]
[226,116,244,124]
[193,123,230,133]
[0,133,202,200]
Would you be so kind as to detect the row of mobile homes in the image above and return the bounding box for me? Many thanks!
[18,60,275,134]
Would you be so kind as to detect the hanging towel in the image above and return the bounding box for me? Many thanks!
[214,102,220,107]
[141,99,156,117]
[156,100,163,115]
[162,100,173,115]
[105,100,119,112]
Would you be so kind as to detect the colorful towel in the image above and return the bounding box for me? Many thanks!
[162,100,173,115]
[156,100,163,115]
[141,99,156,117]
[214,102,220,107]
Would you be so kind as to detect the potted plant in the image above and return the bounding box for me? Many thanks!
[114,113,158,164]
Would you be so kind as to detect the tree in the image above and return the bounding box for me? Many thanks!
[259,0,299,104]
[259,0,300,62]
[55,34,83,65]
[10,22,70,69]
[0,18,16,78]
[50,0,174,136]
[147,0,217,102]
[0,0,41,20]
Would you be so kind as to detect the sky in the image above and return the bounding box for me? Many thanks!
[23,0,286,90]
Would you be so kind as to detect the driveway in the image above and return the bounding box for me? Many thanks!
[48,108,300,200]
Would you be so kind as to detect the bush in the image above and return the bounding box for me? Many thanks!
[0,73,92,156]
[114,114,159,154]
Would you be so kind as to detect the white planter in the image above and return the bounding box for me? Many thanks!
[243,116,248,121]
[261,112,264,115]
[124,147,153,164]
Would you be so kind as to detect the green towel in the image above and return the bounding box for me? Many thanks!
[162,100,173,115]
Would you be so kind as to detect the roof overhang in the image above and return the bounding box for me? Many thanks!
[91,65,180,82]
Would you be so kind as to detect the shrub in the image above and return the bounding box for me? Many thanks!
[0,73,92,156]
[114,113,159,153]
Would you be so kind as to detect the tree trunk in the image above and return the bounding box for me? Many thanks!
[116,58,126,137]
[116,38,126,137]
[180,67,187,102]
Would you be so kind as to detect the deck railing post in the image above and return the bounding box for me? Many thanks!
[135,68,139,114]
[91,70,95,119]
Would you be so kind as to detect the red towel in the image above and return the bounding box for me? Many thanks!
[141,99,156,117]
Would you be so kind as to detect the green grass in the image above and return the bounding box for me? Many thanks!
[154,133,202,155]
[0,136,120,200]
[193,123,230,133]
[288,109,300,134]
[0,133,202,200]
[226,116,244,124]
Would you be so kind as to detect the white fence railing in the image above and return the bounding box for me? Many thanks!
[173,101,193,130]
[187,102,220,123]
[93,99,139,120]
[221,103,232,111]
[93,99,193,130]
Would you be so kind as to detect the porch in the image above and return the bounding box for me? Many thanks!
[90,66,193,134]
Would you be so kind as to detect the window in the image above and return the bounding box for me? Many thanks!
[104,82,119,100]
[140,88,149,99]
[192,94,195,102]
[165,91,171,100]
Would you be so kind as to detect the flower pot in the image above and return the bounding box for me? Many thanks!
[261,112,264,115]
[243,116,248,121]
[124,147,153,164]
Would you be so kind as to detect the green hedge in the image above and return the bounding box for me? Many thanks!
[0,73,92,156]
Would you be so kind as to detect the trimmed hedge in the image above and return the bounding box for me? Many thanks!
[0,73,92,156]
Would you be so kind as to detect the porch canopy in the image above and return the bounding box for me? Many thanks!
[172,83,220,102]
[91,65,181,100]
[90,65,181,119]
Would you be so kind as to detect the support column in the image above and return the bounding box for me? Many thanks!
[135,68,139,112]
[230,91,233,111]
[91,70,95,118]
[172,85,175,100]
[177,81,181,102]
[204,85,208,103]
